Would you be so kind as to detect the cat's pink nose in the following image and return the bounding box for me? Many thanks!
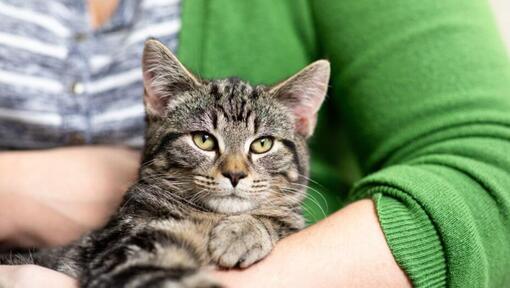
[222,171,247,187]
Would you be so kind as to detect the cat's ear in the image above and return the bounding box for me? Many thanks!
[142,39,201,116]
[269,60,330,138]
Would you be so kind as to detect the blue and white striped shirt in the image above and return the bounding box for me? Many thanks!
[0,0,181,149]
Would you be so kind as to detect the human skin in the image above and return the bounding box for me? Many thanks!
[213,199,411,288]
[0,147,140,248]
[0,149,410,287]
[88,0,118,29]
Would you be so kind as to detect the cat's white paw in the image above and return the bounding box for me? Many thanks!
[208,216,274,268]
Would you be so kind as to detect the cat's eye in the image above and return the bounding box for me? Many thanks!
[250,137,274,154]
[192,132,217,151]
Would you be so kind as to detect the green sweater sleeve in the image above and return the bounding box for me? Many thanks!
[311,0,510,287]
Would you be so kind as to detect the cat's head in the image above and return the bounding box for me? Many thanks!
[140,39,329,214]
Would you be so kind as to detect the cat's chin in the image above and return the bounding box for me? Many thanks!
[205,196,257,214]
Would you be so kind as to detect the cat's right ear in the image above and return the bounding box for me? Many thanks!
[142,39,201,117]
[269,60,330,138]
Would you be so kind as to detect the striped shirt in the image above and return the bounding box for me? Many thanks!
[0,0,181,149]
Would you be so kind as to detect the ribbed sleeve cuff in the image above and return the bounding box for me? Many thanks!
[372,192,447,287]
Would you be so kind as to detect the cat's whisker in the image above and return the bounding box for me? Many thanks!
[304,194,327,219]
[255,198,316,223]
[118,184,152,212]
[270,179,328,213]
[139,158,159,169]
[275,186,327,219]
[192,174,215,180]
[291,172,324,187]
[193,178,217,186]
[281,187,327,219]
[141,172,182,178]
[290,183,329,212]
[142,181,207,212]
[189,186,212,202]
[194,182,216,190]
[265,169,324,188]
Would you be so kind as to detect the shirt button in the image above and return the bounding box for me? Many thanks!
[68,132,86,145]
[71,82,85,95]
[74,32,88,42]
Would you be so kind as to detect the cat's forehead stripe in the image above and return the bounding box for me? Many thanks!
[205,78,263,134]
[212,112,218,130]
[208,78,255,100]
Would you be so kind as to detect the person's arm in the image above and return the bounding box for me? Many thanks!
[309,0,510,286]
[0,146,140,287]
[0,146,140,248]
[0,200,406,288]
[0,265,77,288]
[214,199,411,287]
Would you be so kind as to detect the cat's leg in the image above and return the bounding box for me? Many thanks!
[0,244,85,278]
[0,248,41,265]
[208,212,304,268]
[80,218,220,288]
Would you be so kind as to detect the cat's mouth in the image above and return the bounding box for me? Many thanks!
[204,195,257,214]
[212,188,250,198]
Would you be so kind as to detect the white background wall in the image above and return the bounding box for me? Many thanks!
[490,0,510,53]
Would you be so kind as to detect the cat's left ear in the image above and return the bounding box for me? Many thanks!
[269,60,330,138]
[142,39,202,117]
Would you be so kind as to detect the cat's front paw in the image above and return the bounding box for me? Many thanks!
[208,216,274,268]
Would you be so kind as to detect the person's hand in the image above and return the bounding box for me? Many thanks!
[0,265,77,288]
[0,146,140,248]
[212,199,412,288]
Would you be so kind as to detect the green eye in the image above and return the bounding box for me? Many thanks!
[250,137,274,154]
[192,132,217,151]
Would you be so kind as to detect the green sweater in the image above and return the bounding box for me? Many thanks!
[178,0,510,287]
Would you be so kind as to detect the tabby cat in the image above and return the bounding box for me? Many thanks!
[0,39,330,288]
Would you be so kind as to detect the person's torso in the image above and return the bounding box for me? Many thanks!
[0,0,181,149]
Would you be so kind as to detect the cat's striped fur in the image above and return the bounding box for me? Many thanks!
[0,39,330,288]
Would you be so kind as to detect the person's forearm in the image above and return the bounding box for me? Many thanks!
[0,265,77,288]
[214,199,411,288]
[0,146,140,248]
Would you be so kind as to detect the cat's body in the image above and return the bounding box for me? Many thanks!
[0,40,330,288]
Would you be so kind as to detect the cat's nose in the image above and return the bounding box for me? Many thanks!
[222,171,247,187]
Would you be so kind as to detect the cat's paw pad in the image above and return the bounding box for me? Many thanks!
[208,217,273,268]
